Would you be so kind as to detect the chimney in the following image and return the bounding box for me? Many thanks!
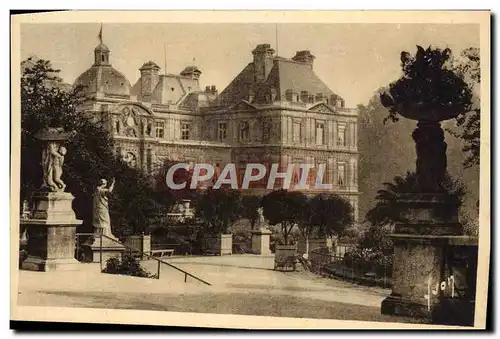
[252,43,275,83]
[292,50,315,68]
[139,61,161,100]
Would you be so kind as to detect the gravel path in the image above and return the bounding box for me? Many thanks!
[16,255,428,324]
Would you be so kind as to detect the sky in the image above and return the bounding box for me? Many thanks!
[20,23,480,107]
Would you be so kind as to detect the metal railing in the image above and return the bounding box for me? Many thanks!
[75,233,211,286]
[309,248,392,288]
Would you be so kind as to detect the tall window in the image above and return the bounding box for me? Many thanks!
[337,124,346,146]
[352,160,357,183]
[338,163,346,187]
[155,121,164,138]
[240,121,250,141]
[181,122,190,140]
[218,122,228,141]
[316,122,324,145]
[293,121,301,143]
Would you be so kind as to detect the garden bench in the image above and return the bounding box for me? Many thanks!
[151,249,175,258]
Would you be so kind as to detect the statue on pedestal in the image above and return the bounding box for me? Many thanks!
[251,207,272,255]
[255,207,269,231]
[92,178,116,238]
[37,127,74,192]
[21,127,82,272]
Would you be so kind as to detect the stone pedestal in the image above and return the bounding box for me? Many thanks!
[124,234,151,260]
[201,234,232,255]
[381,193,465,322]
[81,232,126,263]
[251,228,272,255]
[21,192,82,272]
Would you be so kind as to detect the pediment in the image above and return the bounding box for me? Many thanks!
[230,100,257,111]
[309,103,335,114]
[110,103,154,117]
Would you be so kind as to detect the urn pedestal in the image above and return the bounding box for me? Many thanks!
[80,232,126,263]
[380,193,475,324]
[201,234,232,256]
[251,228,272,255]
[21,192,82,272]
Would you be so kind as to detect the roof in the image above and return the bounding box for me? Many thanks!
[180,65,202,76]
[130,74,201,105]
[94,43,110,52]
[140,60,160,71]
[73,65,131,97]
[273,59,335,98]
[218,56,342,106]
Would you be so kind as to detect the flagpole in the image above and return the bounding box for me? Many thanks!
[275,23,279,56]
[164,42,167,75]
[98,23,103,44]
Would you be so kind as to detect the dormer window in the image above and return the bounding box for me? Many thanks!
[171,87,175,92]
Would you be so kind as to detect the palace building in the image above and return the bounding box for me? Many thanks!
[73,34,360,220]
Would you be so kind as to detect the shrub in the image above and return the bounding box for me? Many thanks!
[102,254,157,279]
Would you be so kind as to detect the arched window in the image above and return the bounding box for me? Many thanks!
[101,54,105,62]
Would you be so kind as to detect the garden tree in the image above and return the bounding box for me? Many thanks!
[309,194,354,237]
[297,194,354,256]
[21,57,171,236]
[153,159,196,202]
[261,189,307,245]
[448,47,481,168]
[194,188,242,235]
[366,171,466,227]
[109,164,173,239]
[357,90,416,220]
[240,195,262,229]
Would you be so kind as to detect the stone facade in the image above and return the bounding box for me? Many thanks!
[73,36,360,220]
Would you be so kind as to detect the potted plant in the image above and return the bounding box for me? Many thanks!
[195,188,242,255]
[261,189,306,269]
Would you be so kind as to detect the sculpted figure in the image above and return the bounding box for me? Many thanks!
[92,178,116,237]
[52,146,67,191]
[255,207,268,230]
[41,142,66,192]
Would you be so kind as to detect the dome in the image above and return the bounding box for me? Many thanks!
[180,65,202,80]
[140,60,160,71]
[180,65,202,76]
[74,65,131,97]
[94,43,110,53]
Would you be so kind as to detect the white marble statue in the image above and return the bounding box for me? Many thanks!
[255,207,269,230]
[92,178,116,238]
